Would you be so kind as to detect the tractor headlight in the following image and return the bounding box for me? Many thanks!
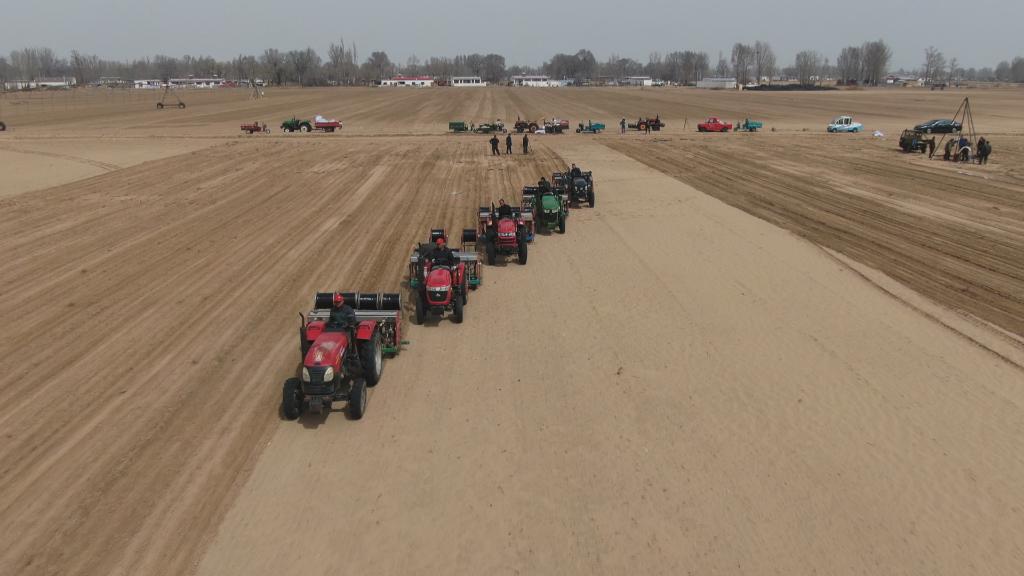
[323,367,334,382]
[302,367,311,382]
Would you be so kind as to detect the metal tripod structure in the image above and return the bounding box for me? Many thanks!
[156,86,186,109]
[934,97,976,160]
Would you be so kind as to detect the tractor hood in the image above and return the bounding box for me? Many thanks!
[304,330,348,368]
[425,266,453,290]
[540,195,561,212]
[497,218,518,235]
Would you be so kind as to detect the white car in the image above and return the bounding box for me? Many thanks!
[827,115,863,133]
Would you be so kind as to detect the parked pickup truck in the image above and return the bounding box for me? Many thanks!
[697,117,732,132]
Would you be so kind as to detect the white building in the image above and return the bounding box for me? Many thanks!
[623,76,653,87]
[696,77,738,89]
[512,75,554,87]
[133,79,163,89]
[380,76,434,87]
[169,77,224,88]
[451,76,486,87]
[4,76,77,90]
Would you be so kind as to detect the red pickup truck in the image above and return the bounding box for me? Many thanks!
[697,117,732,132]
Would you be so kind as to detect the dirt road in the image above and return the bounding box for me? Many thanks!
[2,87,1023,575]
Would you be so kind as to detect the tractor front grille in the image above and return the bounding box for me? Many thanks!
[303,366,335,395]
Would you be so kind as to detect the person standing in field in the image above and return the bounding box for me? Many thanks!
[522,133,529,154]
[490,135,500,156]
[620,118,626,134]
[505,133,513,154]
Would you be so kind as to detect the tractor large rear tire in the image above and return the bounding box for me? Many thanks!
[453,291,464,324]
[348,379,367,420]
[518,239,528,265]
[485,240,496,266]
[282,378,303,420]
[157,102,165,109]
[178,102,186,109]
[414,291,426,325]
[361,330,383,387]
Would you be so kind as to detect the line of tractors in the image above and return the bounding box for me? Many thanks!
[281,166,596,421]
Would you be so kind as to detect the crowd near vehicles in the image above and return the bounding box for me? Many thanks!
[628,116,664,131]
[478,204,529,265]
[576,121,605,134]
[281,116,343,133]
[284,292,403,420]
[914,119,962,134]
[240,122,270,134]
[899,129,930,153]
[697,117,732,132]
[827,116,863,133]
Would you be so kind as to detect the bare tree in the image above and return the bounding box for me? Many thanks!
[715,52,730,77]
[923,46,946,84]
[731,43,754,84]
[261,49,285,85]
[836,46,862,84]
[947,56,959,85]
[794,50,822,86]
[860,40,892,85]
[753,41,776,84]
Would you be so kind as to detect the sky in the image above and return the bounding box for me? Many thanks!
[1,0,1021,70]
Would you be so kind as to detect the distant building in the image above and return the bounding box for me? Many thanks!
[512,75,553,87]
[134,79,164,89]
[380,75,434,87]
[4,76,77,90]
[623,76,653,87]
[169,77,224,88]
[450,76,486,87]
[696,77,737,89]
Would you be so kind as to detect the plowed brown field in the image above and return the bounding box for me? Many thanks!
[2,86,1023,576]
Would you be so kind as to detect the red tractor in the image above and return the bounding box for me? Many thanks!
[478,204,529,265]
[283,291,403,420]
[697,117,732,132]
[409,230,470,325]
[514,117,540,133]
[628,115,665,131]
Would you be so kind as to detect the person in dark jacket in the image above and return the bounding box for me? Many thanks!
[977,137,991,164]
[505,133,513,154]
[538,176,551,193]
[522,133,529,154]
[428,237,458,267]
[489,135,500,155]
[328,293,358,342]
[569,163,582,178]
[496,198,514,219]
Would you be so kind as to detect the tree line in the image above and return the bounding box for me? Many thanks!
[2,41,1024,88]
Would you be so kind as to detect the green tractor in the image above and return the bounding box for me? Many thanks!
[472,120,507,134]
[281,117,313,133]
[523,185,567,234]
[449,121,469,133]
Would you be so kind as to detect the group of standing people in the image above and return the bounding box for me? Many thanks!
[490,133,529,155]
[938,135,992,164]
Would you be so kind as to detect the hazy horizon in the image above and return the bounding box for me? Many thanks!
[2,0,1020,70]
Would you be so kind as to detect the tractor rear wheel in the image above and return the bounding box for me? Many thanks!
[178,102,186,109]
[361,330,383,387]
[485,240,496,265]
[300,124,311,133]
[282,378,303,420]
[348,379,367,420]
[529,123,538,132]
[157,102,165,109]
[414,291,426,325]
[518,239,528,265]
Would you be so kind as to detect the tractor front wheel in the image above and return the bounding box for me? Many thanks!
[282,378,303,420]
[485,239,496,265]
[587,190,595,208]
[557,214,566,234]
[348,379,367,420]
[453,291,464,323]
[518,239,528,265]
[414,291,426,325]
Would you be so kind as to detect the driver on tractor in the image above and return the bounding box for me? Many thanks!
[428,236,458,268]
[569,163,582,178]
[538,176,551,193]
[496,198,514,219]
[328,293,358,342]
